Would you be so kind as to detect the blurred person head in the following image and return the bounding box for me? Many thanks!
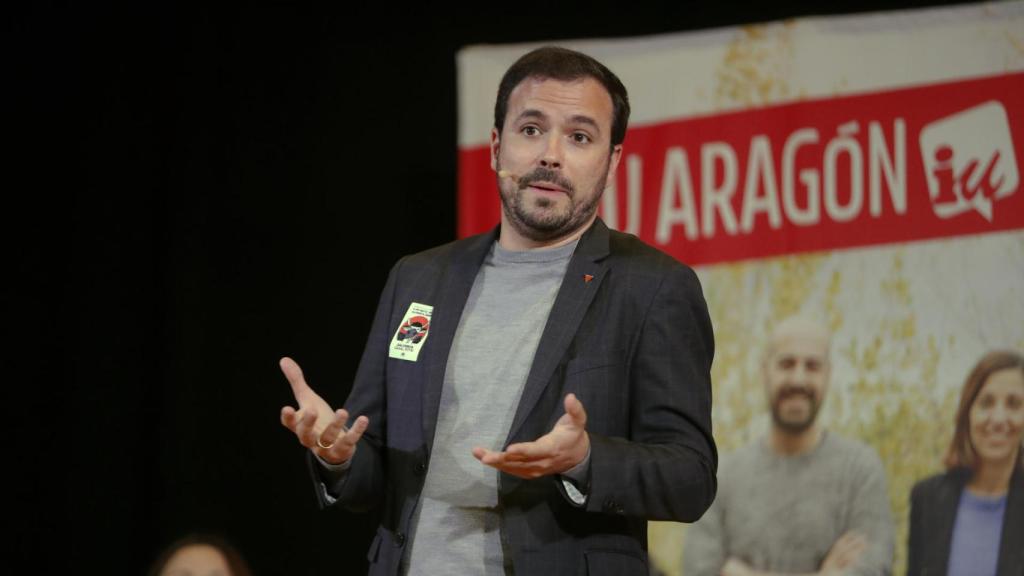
[762,316,832,435]
[944,350,1024,472]
[148,533,253,576]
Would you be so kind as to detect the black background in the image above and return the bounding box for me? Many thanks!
[12,2,968,574]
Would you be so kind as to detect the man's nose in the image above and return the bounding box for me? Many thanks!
[791,365,809,382]
[539,133,563,169]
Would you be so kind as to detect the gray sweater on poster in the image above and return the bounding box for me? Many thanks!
[683,431,894,576]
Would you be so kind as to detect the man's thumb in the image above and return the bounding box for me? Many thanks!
[565,393,587,425]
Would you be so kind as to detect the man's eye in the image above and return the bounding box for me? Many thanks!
[522,126,540,136]
[572,133,591,144]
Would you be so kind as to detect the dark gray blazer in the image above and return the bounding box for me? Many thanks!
[907,465,1024,576]
[315,219,717,576]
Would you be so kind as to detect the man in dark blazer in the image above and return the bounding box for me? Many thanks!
[280,46,717,575]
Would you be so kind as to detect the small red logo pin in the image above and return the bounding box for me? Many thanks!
[583,274,594,283]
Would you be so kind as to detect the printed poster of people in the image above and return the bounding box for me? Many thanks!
[457,3,1024,575]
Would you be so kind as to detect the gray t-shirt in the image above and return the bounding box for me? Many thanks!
[683,431,894,576]
[403,239,577,575]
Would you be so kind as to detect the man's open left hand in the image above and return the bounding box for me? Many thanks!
[472,393,590,479]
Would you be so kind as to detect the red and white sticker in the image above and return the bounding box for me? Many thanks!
[389,302,433,362]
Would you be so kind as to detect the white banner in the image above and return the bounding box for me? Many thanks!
[458,4,1024,575]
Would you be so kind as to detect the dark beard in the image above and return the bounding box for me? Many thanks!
[770,389,820,434]
[498,164,607,242]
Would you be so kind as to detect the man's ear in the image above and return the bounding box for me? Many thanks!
[490,128,501,172]
[605,144,624,188]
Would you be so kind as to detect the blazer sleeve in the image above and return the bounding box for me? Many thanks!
[306,257,405,512]
[583,263,717,522]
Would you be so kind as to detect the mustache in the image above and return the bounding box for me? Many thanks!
[775,388,815,402]
[517,168,574,194]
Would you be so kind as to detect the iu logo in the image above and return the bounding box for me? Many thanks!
[919,101,1019,221]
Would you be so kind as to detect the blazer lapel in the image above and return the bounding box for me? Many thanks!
[997,465,1024,576]
[421,228,497,453]
[929,471,967,575]
[505,219,612,444]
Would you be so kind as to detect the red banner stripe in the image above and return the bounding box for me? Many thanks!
[459,72,1024,265]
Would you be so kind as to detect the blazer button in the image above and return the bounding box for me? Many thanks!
[414,461,426,476]
[394,532,406,547]
[603,499,618,512]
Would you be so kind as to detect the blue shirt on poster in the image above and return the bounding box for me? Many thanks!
[947,489,1008,576]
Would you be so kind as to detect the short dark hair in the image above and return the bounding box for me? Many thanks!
[493,46,631,148]
[944,350,1024,470]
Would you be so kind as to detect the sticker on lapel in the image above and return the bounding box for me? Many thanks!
[389,302,434,361]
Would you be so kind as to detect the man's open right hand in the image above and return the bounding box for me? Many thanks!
[279,356,368,465]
